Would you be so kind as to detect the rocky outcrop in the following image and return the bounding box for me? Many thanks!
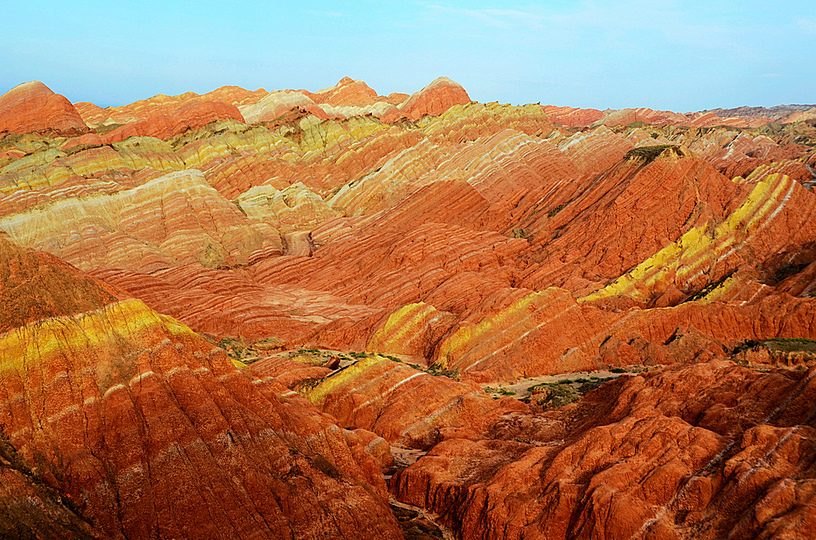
[0,81,88,135]
[702,104,816,125]
[556,124,634,177]
[540,103,807,129]
[519,148,746,294]
[237,181,342,231]
[398,77,471,121]
[302,354,524,448]
[0,169,282,271]
[596,107,692,127]
[95,100,243,143]
[307,76,380,106]
[0,233,123,331]
[583,170,816,304]
[543,105,604,127]
[392,360,816,539]
[237,76,472,124]
[199,85,268,108]
[89,263,380,341]
[239,90,329,123]
[0,237,403,539]
[74,88,259,128]
[0,451,106,540]
[0,139,184,202]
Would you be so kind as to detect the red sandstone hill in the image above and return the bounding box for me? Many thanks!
[306,76,380,106]
[0,234,403,539]
[543,104,816,129]
[397,76,471,120]
[0,81,88,135]
[2,78,816,539]
[393,360,816,538]
[0,232,125,331]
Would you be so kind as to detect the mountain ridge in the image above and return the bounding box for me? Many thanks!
[1,75,815,539]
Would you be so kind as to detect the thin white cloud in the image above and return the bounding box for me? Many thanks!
[422,1,727,49]
[798,18,816,34]
[426,4,545,29]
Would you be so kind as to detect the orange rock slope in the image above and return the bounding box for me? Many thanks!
[2,76,816,539]
[392,360,816,539]
[0,234,403,539]
[0,81,88,135]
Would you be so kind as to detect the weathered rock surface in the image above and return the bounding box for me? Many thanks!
[74,87,261,128]
[4,78,816,539]
[702,104,816,125]
[542,105,604,127]
[307,76,380,106]
[0,81,88,135]
[540,103,814,129]
[89,263,381,341]
[239,90,329,123]
[0,454,106,540]
[237,181,342,231]
[0,233,124,331]
[0,235,403,539]
[96,100,243,143]
[397,77,471,121]
[392,360,816,539]
[301,354,524,448]
[0,169,282,272]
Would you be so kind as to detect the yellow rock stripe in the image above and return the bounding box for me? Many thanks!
[367,302,442,354]
[582,173,793,303]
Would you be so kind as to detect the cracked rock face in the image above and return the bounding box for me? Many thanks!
[392,361,816,539]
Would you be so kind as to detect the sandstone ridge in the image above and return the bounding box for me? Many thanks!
[2,77,816,539]
[0,81,88,135]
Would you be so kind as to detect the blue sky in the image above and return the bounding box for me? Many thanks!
[1,0,814,111]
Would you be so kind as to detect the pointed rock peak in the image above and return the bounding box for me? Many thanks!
[5,80,54,96]
[398,76,471,120]
[311,77,379,106]
[425,76,465,90]
[0,80,87,134]
[324,76,368,91]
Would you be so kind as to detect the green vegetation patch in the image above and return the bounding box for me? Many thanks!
[763,337,816,354]
[624,144,682,164]
[425,364,460,379]
[201,335,286,364]
[547,202,568,218]
[484,386,516,397]
[734,337,816,354]
[527,376,616,408]
[528,382,579,408]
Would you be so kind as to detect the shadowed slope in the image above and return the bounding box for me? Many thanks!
[392,361,816,539]
[0,234,123,332]
[0,238,402,539]
[2,78,816,540]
